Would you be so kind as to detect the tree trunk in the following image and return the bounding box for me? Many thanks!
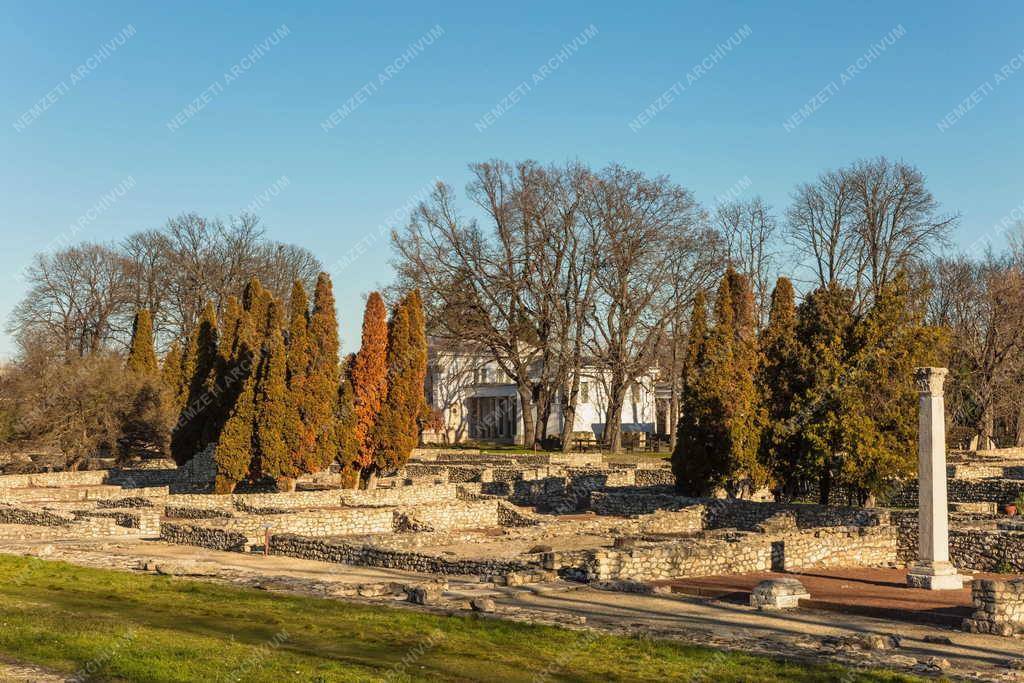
[978,404,996,450]
[517,384,536,448]
[818,461,831,506]
[605,379,628,453]
[669,381,680,452]
[1016,403,1024,447]
[560,372,582,453]
[364,469,378,490]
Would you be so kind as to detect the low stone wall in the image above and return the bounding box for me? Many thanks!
[0,504,73,526]
[894,511,1024,571]
[160,522,249,552]
[964,579,1024,636]
[0,470,109,489]
[634,468,675,487]
[636,506,704,535]
[590,492,887,531]
[577,524,896,582]
[583,534,772,581]
[400,501,498,531]
[268,533,533,575]
[888,478,1024,508]
[75,508,161,536]
[777,526,897,570]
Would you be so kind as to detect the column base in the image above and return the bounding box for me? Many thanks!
[907,562,969,590]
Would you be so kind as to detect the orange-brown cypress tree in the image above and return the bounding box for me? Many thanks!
[305,273,341,472]
[372,291,428,471]
[350,292,389,479]
[127,309,158,375]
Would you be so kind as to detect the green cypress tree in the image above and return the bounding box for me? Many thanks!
[672,291,708,490]
[836,272,947,504]
[336,353,359,486]
[792,283,857,504]
[673,269,764,497]
[675,277,734,495]
[305,273,341,472]
[213,368,257,493]
[758,277,803,498]
[171,300,219,465]
[284,281,312,472]
[127,309,158,375]
[160,340,186,411]
[254,300,296,490]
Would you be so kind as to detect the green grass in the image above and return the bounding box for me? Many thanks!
[0,555,922,682]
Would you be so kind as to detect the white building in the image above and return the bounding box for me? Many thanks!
[423,340,667,446]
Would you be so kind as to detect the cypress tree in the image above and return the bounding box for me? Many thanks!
[305,273,341,472]
[254,300,296,490]
[672,291,708,489]
[336,353,359,485]
[675,276,735,495]
[673,269,765,497]
[371,291,428,472]
[837,272,947,504]
[171,300,219,465]
[160,340,186,410]
[758,278,803,498]
[350,292,389,478]
[213,368,256,493]
[127,309,158,375]
[202,296,246,446]
[284,281,312,474]
[792,283,856,504]
[724,269,765,495]
[406,290,430,427]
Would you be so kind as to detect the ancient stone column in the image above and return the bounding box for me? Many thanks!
[907,367,966,590]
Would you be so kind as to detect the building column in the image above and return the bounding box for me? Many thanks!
[907,367,967,590]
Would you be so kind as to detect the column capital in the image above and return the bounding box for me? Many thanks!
[914,367,948,397]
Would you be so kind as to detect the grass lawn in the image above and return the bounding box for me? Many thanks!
[0,555,922,682]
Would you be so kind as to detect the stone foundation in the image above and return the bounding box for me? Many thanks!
[963,579,1024,636]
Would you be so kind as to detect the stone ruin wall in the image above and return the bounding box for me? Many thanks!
[963,579,1024,636]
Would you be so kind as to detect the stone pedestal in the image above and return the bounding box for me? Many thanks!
[907,367,967,590]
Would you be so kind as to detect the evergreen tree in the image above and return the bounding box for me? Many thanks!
[160,340,186,410]
[673,269,764,497]
[127,309,158,375]
[350,292,389,478]
[336,353,359,485]
[371,291,429,472]
[672,291,709,490]
[284,281,312,473]
[836,272,947,504]
[725,269,765,493]
[792,283,857,504]
[758,278,803,498]
[254,300,296,490]
[171,300,219,465]
[675,278,734,495]
[305,273,341,472]
[213,368,256,493]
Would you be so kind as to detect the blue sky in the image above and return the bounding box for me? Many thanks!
[1,1,1022,357]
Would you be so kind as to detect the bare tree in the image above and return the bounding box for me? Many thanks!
[581,165,719,453]
[786,168,860,290]
[931,255,1024,449]
[10,243,130,359]
[848,157,957,301]
[716,196,778,325]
